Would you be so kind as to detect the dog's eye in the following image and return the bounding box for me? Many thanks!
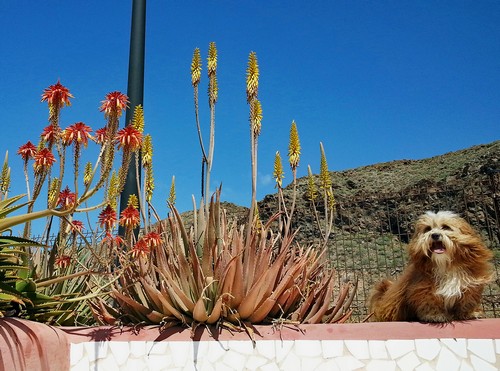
[442,224,452,231]
[423,226,431,233]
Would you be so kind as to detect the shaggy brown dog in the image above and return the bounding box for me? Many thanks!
[369,211,493,322]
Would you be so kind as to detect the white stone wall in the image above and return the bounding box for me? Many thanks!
[70,338,500,370]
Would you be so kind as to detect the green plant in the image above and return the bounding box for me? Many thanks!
[90,44,357,331]
[96,190,355,329]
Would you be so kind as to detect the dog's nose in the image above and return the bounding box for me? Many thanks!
[431,233,441,241]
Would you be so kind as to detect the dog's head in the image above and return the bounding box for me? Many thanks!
[409,211,490,272]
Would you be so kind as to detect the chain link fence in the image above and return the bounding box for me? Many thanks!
[328,175,500,322]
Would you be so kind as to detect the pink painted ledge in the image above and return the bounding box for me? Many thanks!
[1,318,500,370]
[60,318,500,343]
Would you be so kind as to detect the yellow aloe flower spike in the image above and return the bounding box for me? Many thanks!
[207,42,218,77]
[191,48,202,87]
[127,194,139,209]
[319,142,332,191]
[246,51,259,103]
[209,74,219,105]
[107,171,119,209]
[307,165,318,202]
[168,175,176,207]
[288,120,301,170]
[327,188,336,211]
[47,177,60,207]
[145,166,154,203]
[83,162,93,187]
[0,152,10,194]
[141,134,153,168]
[273,151,284,188]
[132,105,145,133]
[250,99,263,137]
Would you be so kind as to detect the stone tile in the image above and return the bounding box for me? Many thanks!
[206,341,229,363]
[294,340,322,358]
[92,357,120,371]
[470,354,498,371]
[147,341,169,355]
[386,339,415,359]
[71,355,90,371]
[315,359,341,371]
[458,359,474,371]
[245,355,269,370]
[83,341,109,361]
[146,354,174,371]
[255,340,276,360]
[495,339,500,355]
[441,338,467,358]
[366,359,397,371]
[415,362,435,371]
[259,362,282,371]
[415,339,440,361]
[334,355,366,370]
[169,341,192,367]
[436,346,460,371]
[227,340,255,356]
[194,360,215,371]
[321,340,344,358]
[300,356,323,371]
[279,349,301,370]
[70,343,83,366]
[345,340,370,360]
[129,341,146,358]
[368,340,389,360]
[214,362,235,371]
[119,357,147,370]
[275,340,294,364]
[192,341,209,362]
[397,351,421,371]
[108,342,130,366]
[467,339,496,363]
[221,348,247,371]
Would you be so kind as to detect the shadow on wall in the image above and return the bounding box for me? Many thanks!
[0,318,70,371]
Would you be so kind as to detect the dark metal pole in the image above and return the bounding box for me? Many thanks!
[119,0,146,237]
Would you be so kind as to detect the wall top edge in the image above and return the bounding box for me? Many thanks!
[45,318,500,343]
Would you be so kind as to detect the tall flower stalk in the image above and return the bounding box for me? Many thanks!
[191,48,208,199]
[246,51,262,241]
[205,42,218,214]
[285,120,301,235]
[318,141,335,246]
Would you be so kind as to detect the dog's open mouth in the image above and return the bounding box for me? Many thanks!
[430,242,446,254]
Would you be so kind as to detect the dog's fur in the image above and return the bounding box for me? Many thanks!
[369,211,493,322]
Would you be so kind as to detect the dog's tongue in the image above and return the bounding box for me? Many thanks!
[431,243,446,254]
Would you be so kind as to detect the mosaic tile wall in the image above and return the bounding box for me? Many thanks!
[70,338,500,371]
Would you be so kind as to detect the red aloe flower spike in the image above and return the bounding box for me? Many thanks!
[71,220,84,235]
[62,122,92,147]
[33,148,56,172]
[55,255,72,269]
[98,204,117,231]
[41,124,61,146]
[131,238,150,259]
[143,231,162,248]
[116,126,143,151]
[41,81,73,108]
[94,127,107,145]
[119,204,140,230]
[57,186,76,210]
[99,91,129,119]
[17,141,37,162]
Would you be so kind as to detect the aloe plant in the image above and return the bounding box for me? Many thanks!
[97,191,355,328]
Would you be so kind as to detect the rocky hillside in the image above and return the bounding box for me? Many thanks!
[257,140,500,247]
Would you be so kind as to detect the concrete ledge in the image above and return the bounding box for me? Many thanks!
[0,318,70,371]
[1,318,500,370]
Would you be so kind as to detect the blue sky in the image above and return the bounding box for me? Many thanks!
[1,1,499,220]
